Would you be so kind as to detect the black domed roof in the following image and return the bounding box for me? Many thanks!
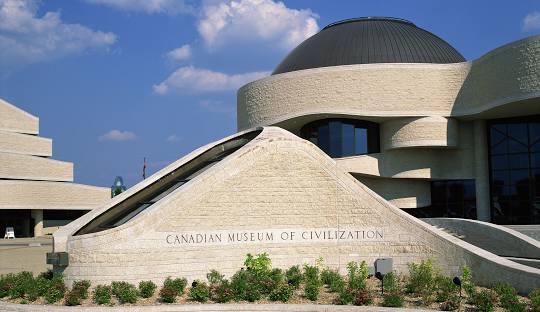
[272,17,465,75]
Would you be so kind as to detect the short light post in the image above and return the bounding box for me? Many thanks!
[375,271,385,295]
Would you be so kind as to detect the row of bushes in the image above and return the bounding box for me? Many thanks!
[1,254,539,311]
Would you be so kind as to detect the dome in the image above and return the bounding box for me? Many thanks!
[272,17,465,75]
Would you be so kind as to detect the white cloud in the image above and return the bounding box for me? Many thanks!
[99,130,137,141]
[523,11,540,32]
[153,66,269,94]
[197,0,318,50]
[166,44,191,61]
[84,0,194,14]
[166,134,183,142]
[0,0,116,68]
[199,99,234,113]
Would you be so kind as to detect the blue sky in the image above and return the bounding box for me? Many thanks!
[1,0,539,188]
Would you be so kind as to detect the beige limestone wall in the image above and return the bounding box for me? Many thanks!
[0,152,73,182]
[237,63,471,131]
[454,34,540,117]
[354,176,431,208]
[0,99,39,134]
[381,117,458,150]
[0,180,109,210]
[54,128,540,293]
[0,130,52,157]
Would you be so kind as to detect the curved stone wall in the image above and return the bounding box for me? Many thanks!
[237,63,470,131]
[54,127,540,293]
[354,176,431,208]
[381,117,458,150]
[454,34,540,117]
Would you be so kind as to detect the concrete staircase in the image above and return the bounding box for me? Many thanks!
[423,218,540,269]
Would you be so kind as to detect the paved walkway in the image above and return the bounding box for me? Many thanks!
[0,302,440,312]
[0,237,52,275]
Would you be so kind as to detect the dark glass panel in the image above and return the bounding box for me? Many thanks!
[492,124,506,135]
[491,170,508,188]
[342,123,354,156]
[431,181,446,202]
[508,153,530,169]
[328,121,342,158]
[463,180,476,200]
[318,123,330,154]
[531,152,540,168]
[464,200,478,219]
[355,127,367,155]
[490,127,506,147]
[508,139,528,153]
[491,155,508,170]
[447,181,464,202]
[508,123,528,145]
[510,169,529,185]
[530,122,540,142]
[490,140,507,155]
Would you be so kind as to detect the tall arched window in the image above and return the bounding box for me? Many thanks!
[300,119,380,158]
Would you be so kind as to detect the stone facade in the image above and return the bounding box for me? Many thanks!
[55,128,540,293]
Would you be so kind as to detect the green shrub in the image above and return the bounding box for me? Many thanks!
[8,271,34,299]
[72,280,91,299]
[334,288,355,305]
[406,259,435,303]
[529,288,540,312]
[111,281,138,304]
[207,270,225,285]
[321,268,345,293]
[381,272,404,307]
[473,289,497,312]
[434,275,458,303]
[189,280,210,302]
[304,281,320,301]
[35,276,51,297]
[244,253,272,277]
[461,265,476,302]
[0,274,13,298]
[269,282,293,302]
[440,294,461,311]
[303,264,320,284]
[138,280,156,298]
[163,277,187,296]
[44,274,66,304]
[285,265,303,288]
[494,282,520,310]
[65,289,82,306]
[159,285,177,303]
[210,279,234,303]
[230,269,262,301]
[382,293,404,307]
[354,289,373,306]
[347,261,369,291]
[92,285,112,305]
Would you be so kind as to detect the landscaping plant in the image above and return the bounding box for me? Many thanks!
[111,281,138,304]
[138,280,157,298]
[189,280,210,302]
[406,259,436,303]
[268,282,293,302]
[473,289,497,312]
[285,265,302,288]
[92,285,112,305]
[529,288,540,312]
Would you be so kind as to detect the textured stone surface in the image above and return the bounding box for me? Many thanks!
[381,117,458,150]
[55,127,540,293]
[0,99,39,134]
[0,130,52,157]
[237,63,470,131]
[0,152,73,182]
[354,176,430,208]
[0,180,109,210]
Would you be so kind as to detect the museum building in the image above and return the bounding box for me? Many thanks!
[0,99,110,237]
[51,17,540,291]
[238,17,540,226]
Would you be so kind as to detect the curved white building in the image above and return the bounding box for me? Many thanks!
[52,17,540,292]
[238,17,540,226]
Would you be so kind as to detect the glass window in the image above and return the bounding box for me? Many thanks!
[300,119,379,158]
[488,117,540,224]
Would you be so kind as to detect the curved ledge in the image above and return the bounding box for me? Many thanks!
[453,34,540,118]
[237,63,470,131]
[423,218,540,260]
[381,117,458,150]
